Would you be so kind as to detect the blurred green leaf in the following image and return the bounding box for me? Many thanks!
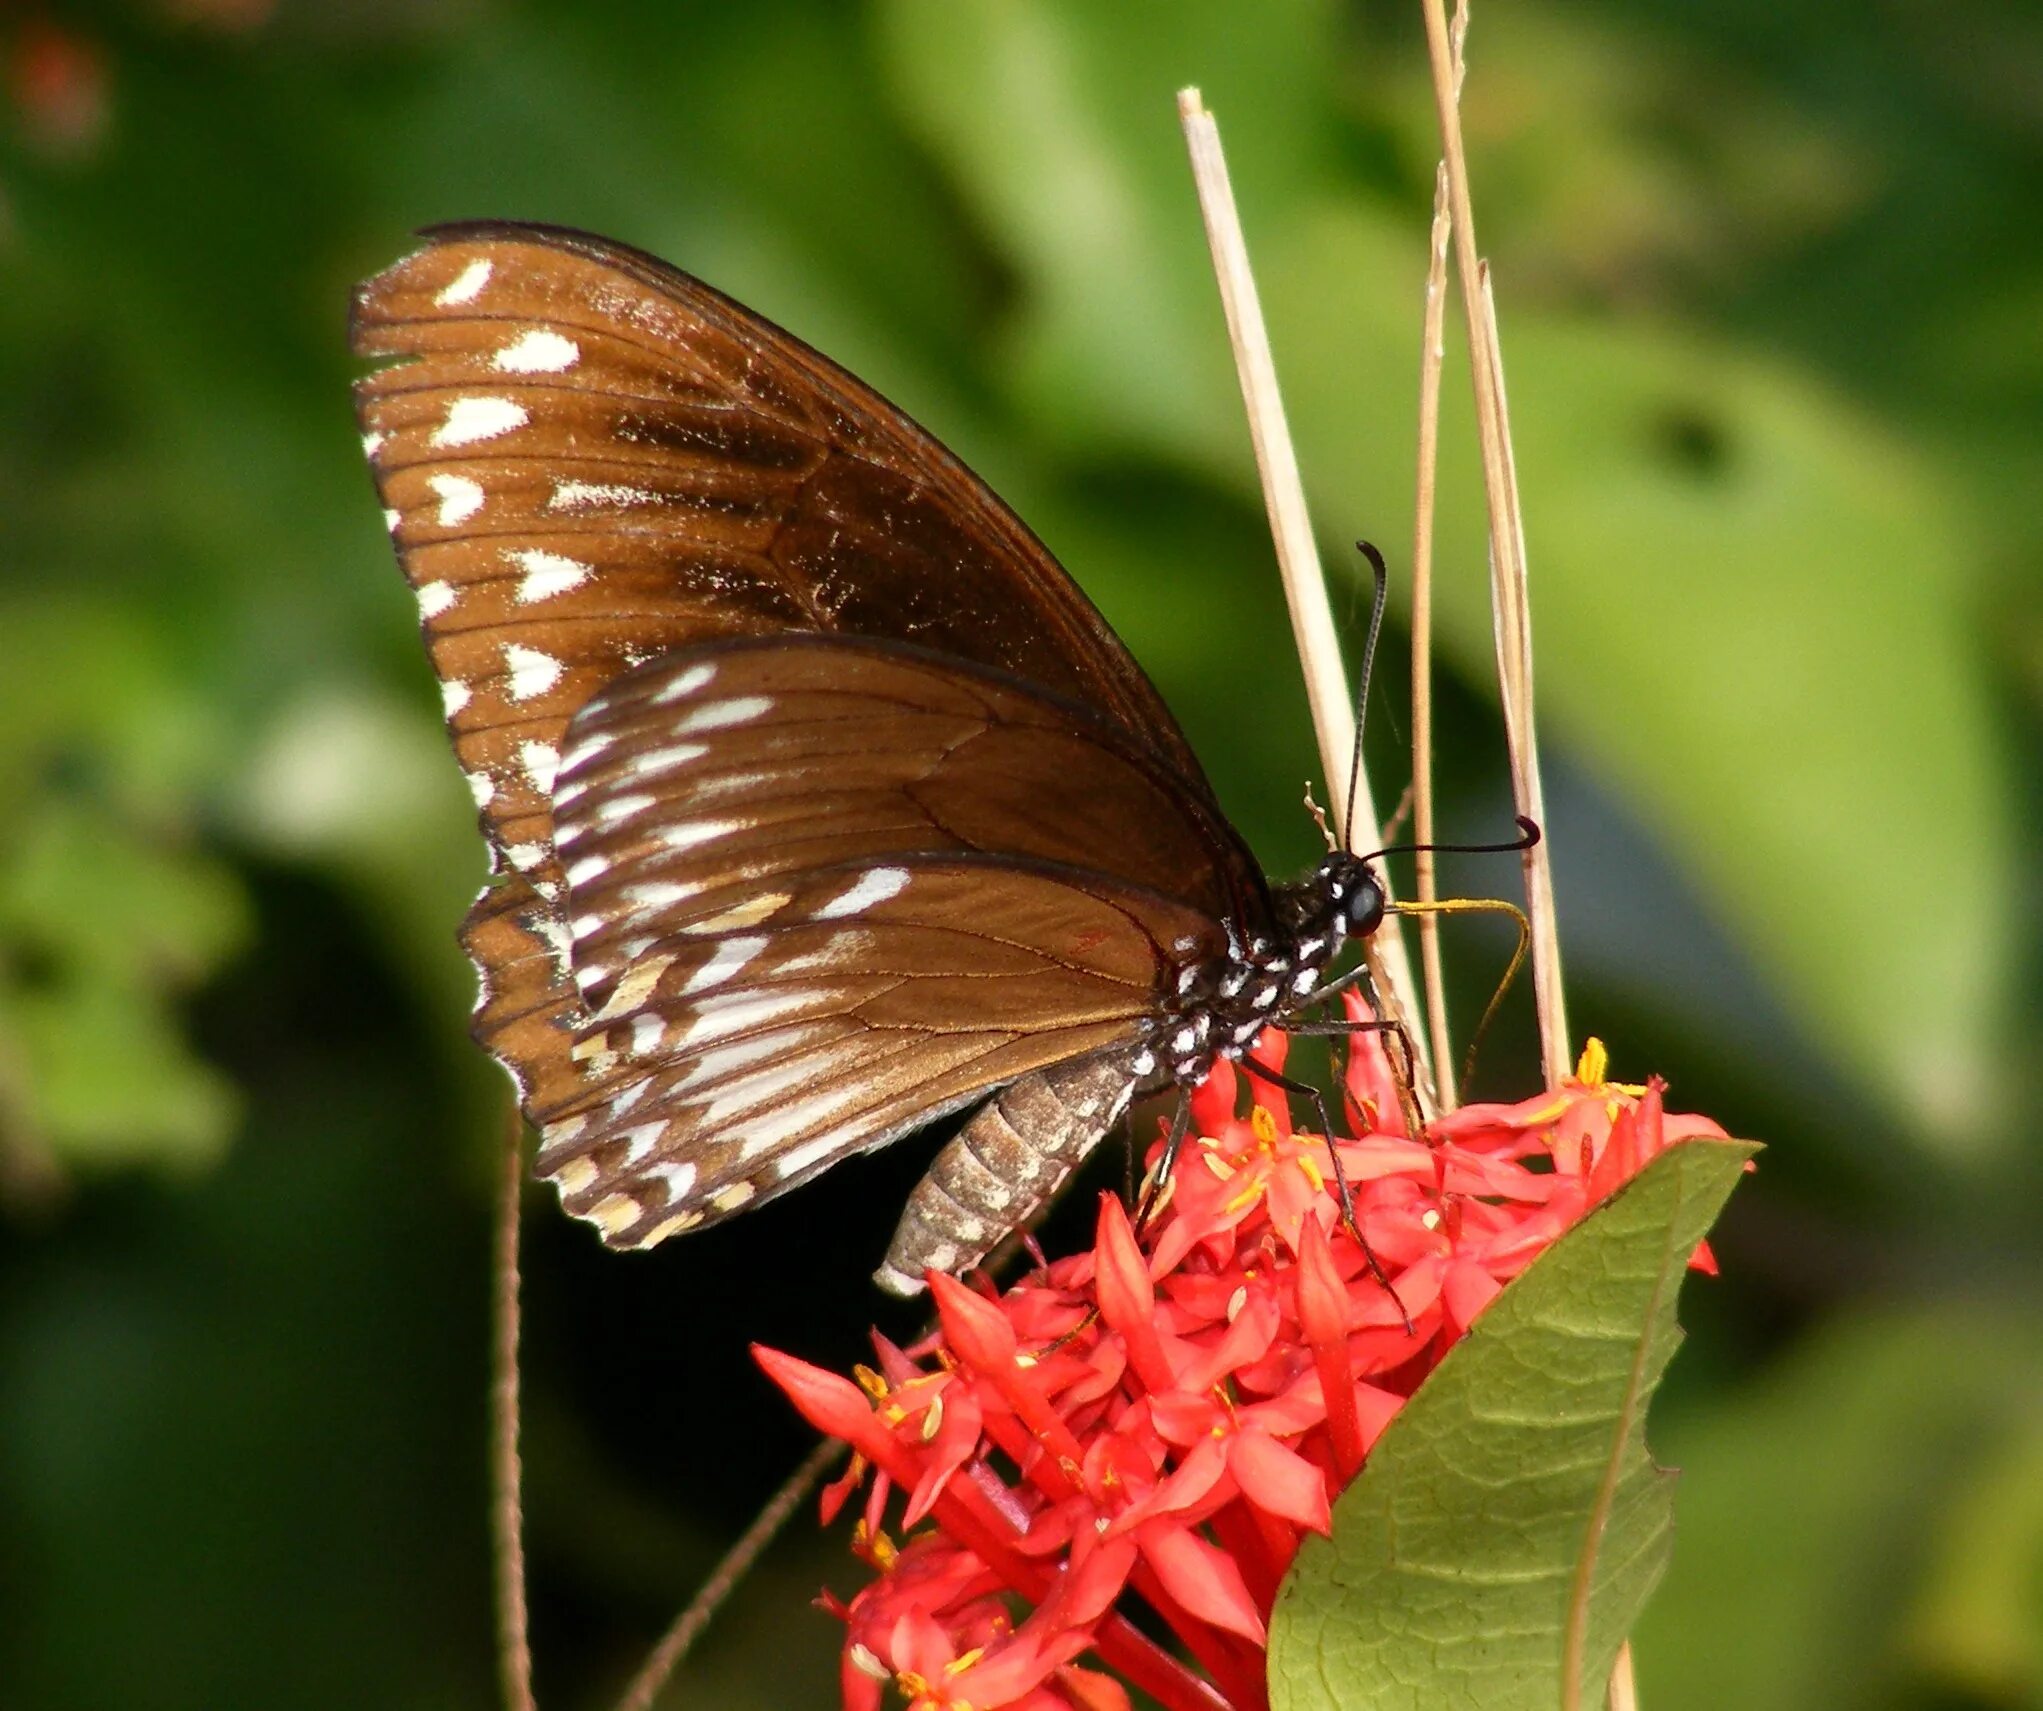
[1637,1306,2043,1711]
[1268,1139,1755,1711]
[0,797,245,1171]
[1904,1405,2043,1705]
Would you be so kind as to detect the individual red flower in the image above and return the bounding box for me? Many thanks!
[758,999,1732,1711]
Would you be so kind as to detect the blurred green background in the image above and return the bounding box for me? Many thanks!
[0,1,2036,1707]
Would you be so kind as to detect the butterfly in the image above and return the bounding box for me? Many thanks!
[352,221,1433,1295]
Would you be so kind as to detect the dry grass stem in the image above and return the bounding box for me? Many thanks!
[1416,0,1570,1085]
[1608,1645,1641,1711]
[491,1102,538,1711]
[614,1440,846,1711]
[1410,160,1456,1106]
[1476,269,1567,1082]
[1176,85,1432,1091]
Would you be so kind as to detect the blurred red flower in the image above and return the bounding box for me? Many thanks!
[758,997,1729,1711]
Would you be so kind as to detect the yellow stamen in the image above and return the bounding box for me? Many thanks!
[1250,1105,1279,1146]
[946,1647,986,1675]
[1575,1037,1609,1087]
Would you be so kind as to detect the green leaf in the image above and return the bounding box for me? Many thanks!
[1636,1306,2043,1711]
[0,796,248,1171]
[1267,1138,1756,1711]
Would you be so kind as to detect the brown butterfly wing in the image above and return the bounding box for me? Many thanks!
[350,221,1211,893]
[468,638,1259,1246]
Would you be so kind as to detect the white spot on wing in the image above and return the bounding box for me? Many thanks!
[675,696,772,733]
[567,854,611,887]
[440,679,471,717]
[629,1013,664,1056]
[504,841,547,873]
[435,257,493,306]
[650,662,718,704]
[624,879,704,910]
[466,770,495,808]
[361,430,385,458]
[519,740,560,795]
[591,953,676,1022]
[431,395,529,448]
[593,792,654,826]
[658,818,741,852]
[383,507,402,534]
[678,988,819,1049]
[815,867,911,920]
[680,892,789,935]
[625,741,707,781]
[427,472,484,526]
[492,329,580,373]
[550,1155,598,1198]
[682,934,768,996]
[674,1026,819,1092]
[558,728,614,770]
[588,1193,640,1237]
[616,1120,666,1165]
[694,1057,814,1126]
[548,479,659,512]
[647,1160,701,1207]
[502,643,562,702]
[509,548,592,603]
[416,580,457,618]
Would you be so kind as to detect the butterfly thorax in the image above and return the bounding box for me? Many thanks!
[1142,852,1386,1086]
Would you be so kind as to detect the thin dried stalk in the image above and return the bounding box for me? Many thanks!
[1410,160,1455,1105]
[492,1103,538,1711]
[1176,85,1433,1094]
[1609,1646,1640,1711]
[1415,0,1570,1086]
[1417,1,1611,1698]
[614,1440,846,1711]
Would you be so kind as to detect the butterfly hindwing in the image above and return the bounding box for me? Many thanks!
[466,636,1255,1248]
[529,855,1217,1249]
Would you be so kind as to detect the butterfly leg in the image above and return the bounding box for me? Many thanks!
[1283,1015,1425,1130]
[1132,1093,1194,1235]
[1232,1052,1412,1330]
[1294,958,1430,1139]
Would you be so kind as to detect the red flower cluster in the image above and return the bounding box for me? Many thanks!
[757,1001,1728,1711]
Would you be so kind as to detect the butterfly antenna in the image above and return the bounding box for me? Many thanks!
[1342,541,1392,853]
[1361,814,1542,868]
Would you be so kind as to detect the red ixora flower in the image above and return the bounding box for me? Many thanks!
[756,996,1729,1711]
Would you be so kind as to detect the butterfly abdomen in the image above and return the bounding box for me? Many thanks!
[874,1053,1139,1296]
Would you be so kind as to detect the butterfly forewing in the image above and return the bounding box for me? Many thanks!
[352,223,1211,887]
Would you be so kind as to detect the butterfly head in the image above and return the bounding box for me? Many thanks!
[1314,851,1387,943]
